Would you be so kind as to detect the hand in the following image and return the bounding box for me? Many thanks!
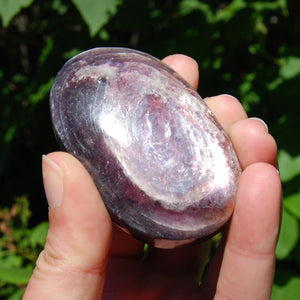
[24,54,281,300]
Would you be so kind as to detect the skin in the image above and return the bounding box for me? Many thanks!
[24,54,282,300]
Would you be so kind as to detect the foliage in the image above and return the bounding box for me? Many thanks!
[0,0,34,27]
[0,0,299,299]
[72,0,121,36]
[0,196,48,299]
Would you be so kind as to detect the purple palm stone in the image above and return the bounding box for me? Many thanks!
[50,47,241,248]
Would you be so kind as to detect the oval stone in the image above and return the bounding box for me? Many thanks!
[50,47,241,248]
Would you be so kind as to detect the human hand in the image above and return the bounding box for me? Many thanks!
[24,54,281,300]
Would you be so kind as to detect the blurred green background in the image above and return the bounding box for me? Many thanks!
[0,0,299,299]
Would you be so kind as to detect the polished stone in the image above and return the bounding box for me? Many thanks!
[50,47,241,248]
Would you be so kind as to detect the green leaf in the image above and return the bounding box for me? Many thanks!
[179,0,213,21]
[15,195,31,227]
[38,37,54,66]
[0,256,23,268]
[278,149,300,183]
[276,208,299,260]
[0,0,34,27]
[72,0,122,36]
[250,0,288,13]
[284,193,300,219]
[29,77,55,105]
[4,125,17,143]
[63,48,82,60]
[0,266,33,284]
[52,0,68,15]
[272,275,300,300]
[29,222,49,248]
[7,288,25,300]
[280,56,300,80]
[215,0,246,22]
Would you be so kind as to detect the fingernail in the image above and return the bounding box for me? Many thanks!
[249,117,269,133]
[42,155,64,210]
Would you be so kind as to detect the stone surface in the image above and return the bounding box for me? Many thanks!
[50,47,241,248]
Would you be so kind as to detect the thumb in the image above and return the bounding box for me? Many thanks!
[24,152,112,300]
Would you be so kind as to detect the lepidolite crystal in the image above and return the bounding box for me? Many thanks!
[50,48,241,248]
